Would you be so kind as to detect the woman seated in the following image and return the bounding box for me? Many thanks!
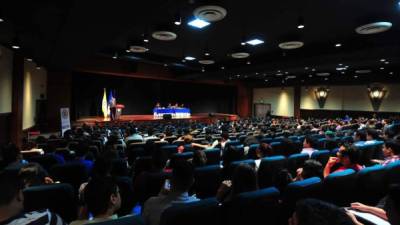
[324,145,363,177]
[216,163,258,203]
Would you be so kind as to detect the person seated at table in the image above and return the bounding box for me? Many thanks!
[323,145,363,177]
[167,103,172,108]
[155,102,161,108]
[174,103,179,108]
[180,103,185,108]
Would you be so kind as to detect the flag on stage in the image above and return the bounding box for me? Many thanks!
[101,88,108,118]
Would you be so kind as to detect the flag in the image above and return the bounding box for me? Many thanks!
[101,88,108,118]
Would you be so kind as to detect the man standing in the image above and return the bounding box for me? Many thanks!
[109,96,116,121]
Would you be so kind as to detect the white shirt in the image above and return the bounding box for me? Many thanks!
[142,191,199,225]
[301,148,317,157]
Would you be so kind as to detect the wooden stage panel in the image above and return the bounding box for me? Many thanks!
[74,113,239,126]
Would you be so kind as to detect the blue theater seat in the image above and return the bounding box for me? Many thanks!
[91,215,144,225]
[23,183,77,222]
[160,145,178,157]
[247,144,260,159]
[160,198,220,225]
[356,165,387,205]
[50,162,89,193]
[28,154,61,172]
[287,153,309,177]
[386,160,400,185]
[222,187,280,225]
[229,159,256,176]
[322,169,357,206]
[204,148,221,165]
[194,165,222,199]
[258,155,287,188]
[311,150,330,166]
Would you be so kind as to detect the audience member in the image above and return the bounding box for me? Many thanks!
[0,172,65,225]
[294,159,323,181]
[18,163,54,188]
[372,139,400,166]
[142,161,199,225]
[301,136,317,157]
[324,145,363,177]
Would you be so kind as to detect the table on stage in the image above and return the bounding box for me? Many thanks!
[153,108,191,118]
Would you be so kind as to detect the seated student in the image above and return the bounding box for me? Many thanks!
[347,184,400,225]
[125,127,144,143]
[254,143,274,170]
[71,177,121,225]
[294,159,323,181]
[18,163,54,188]
[301,136,318,157]
[324,145,363,177]
[189,150,207,167]
[324,130,339,150]
[353,130,367,146]
[371,139,400,166]
[289,199,356,225]
[0,172,65,225]
[365,128,379,144]
[216,163,258,203]
[142,161,199,225]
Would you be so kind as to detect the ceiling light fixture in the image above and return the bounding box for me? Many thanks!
[389,72,394,75]
[11,37,20,49]
[335,43,342,47]
[380,67,385,70]
[380,59,386,62]
[246,38,264,46]
[26,58,33,62]
[174,13,182,26]
[112,52,118,59]
[246,61,251,65]
[185,56,196,61]
[202,67,205,72]
[188,18,210,29]
[297,16,305,29]
[385,61,389,64]
[221,66,225,70]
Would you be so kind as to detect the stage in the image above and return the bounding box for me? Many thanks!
[74,113,239,126]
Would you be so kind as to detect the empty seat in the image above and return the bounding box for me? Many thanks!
[356,165,387,205]
[287,153,309,177]
[222,187,280,225]
[204,148,221,165]
[160,198,220,225]
[23,183,77,222]
[322,169,357,206]
[50,162,89,192]
[311,150,330,166]
[194,165,222,199]
[258,155,287,188]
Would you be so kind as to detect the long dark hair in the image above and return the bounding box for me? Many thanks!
[231,164,258,196]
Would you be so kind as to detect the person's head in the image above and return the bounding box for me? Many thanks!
[192,150,207,167]
[303,136,316,149]
[84,177,121,217]
[91,157,112,179]
[1,143,22,167]
[0,172,24,216]
[385,184,400,225]
[366,129,379,141]
[275,169,293,192]
[325,131,335,140]
[336,145,360,167]
[18,163,48,188]
[289,199,354,225]
[221,132,229,142]
[183,135,193,144]
[300,160,323,180]
[222,145,243,167]
[231,164,258,196]
[170,160,195,192]
[354,130,367,142]
[256,143,273,159]
[383,140,400,158]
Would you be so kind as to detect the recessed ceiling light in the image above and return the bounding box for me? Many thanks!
[356,22,392,34]
[246,61,251,65]
[0,18,3,23]
[204,52,210,56]
[385,61,389,64]
[202,67,205,72]
[185,56,196,61]
[308,74,313,77]
[380,59,386,62]
[112,53,118,59]
[265,79,268,82]
[277,70,281,73]
[164,63,168,67]
[297,24,305,29]
[338,63,343,66]
[129,45,149,53]
[380,67,385,70]
[355,70,371,74]
[324,78,328,81]
[341,71,345,74]
[152,31,177,41]
[174,14,182,26]
[305,67,309,70]
[311,68,316,71]
[199,59,215,65]
[246,39,264,46]
[297,16,305,29]
[354,75,358,78]
[188,18,210,29]
[26,58,33,62]
[278,41,304,50]
[193,5,227,22]
[276,73,283,76]
[221,66,225,70]
[231,52,250,59]
[285,72,289,74]
[335,43,342,47]
[36,66,41,70]
[125,49,130,53]
[390,72,394,75]
[336,67,346,71]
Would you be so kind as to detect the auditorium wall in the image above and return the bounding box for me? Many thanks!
[0,46,13,113]
[22,61,47,130]
[253,84,400,118]
[71,73,236,118]
[253,87,295,117]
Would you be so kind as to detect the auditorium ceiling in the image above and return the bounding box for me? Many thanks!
[0,0,400,86]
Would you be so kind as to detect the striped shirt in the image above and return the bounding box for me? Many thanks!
[0,210,65,225]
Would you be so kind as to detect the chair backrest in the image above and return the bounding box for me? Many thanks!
[247,144,260,160]
[356,165,387,205]
[287,153,309,177]
[28,154,60,172]
[90,215,144,225]
[111,159,129,177]
[386,160,400,185]
[322,169,357,206]
[310,150,330,166]
[282,177,322,219]
[133,156,153,180]
[222,187,280,225]
[50,162,88,192]
[258,156,287,188]
[161,145,178,157]
[194,165,222,199]
[160,198,220,225]
[23,183,77,222]
[204,148,221,165]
